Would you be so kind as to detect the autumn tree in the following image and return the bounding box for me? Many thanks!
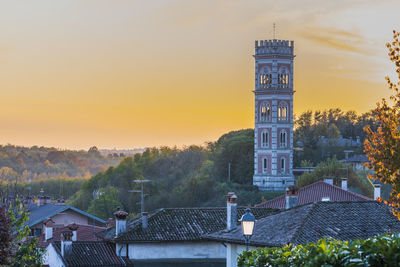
[364,30,400,218]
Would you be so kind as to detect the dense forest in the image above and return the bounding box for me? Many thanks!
[0,145,122,182]
[0,108,378,220]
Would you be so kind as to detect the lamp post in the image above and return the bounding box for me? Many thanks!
[240,208,255,251]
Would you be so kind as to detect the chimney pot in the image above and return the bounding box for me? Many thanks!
[341,178,348,191]
[68,223,79,241]
[374,184,381,200]
[285,186,298,209]
[44,219,54,241]
[114,210,128,236]
[61,231,73,258]
[226,192,238,231]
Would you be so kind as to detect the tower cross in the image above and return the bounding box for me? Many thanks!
[273,23,276,39]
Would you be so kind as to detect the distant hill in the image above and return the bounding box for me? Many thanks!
[0,145,125,182]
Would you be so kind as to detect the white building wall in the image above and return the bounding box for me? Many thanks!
[45,244,65,267]
[226,243,257,267]
[128,241,225,260]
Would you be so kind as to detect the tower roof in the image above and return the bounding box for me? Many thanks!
[255,39,294,56]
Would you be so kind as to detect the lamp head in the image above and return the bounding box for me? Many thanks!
[240,208,255,236]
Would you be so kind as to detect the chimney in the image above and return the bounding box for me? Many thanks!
[114,209,128,236]
[285,186,298,209]
[324,178,333,185]
[68,223,79,241]
[374,184,381,200]
[142,212,148,230]
[341,178,348,191]
[61,231,73,258]
[226,192,237,231]
[43,219,54,241]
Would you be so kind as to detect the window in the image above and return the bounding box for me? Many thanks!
[262,158,268,173]
[280,157,285,173]
[278,104,288,121]
[261,131,268,148]
[259,73,272,88]
[280,130,287,148]
[260,105,271,122]
[278,73,289,88]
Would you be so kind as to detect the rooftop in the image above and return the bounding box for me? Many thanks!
[206,201,400,247]
[27,203,105,227]
[52,241,131,266]
[255,181,371,209]
[97,207,277,243]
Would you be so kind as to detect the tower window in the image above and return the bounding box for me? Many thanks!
[278,105,288,121]
[280,157,285,173]
[280,130,287,148]
[259,73,272,88]
[261,131,268,148]
[260,105,271,122]
[278,73,289,88]
[263,158,268,173]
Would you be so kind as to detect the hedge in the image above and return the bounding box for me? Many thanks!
[238,233,400,267]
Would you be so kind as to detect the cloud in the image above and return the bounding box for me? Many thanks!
[299,27,371,55]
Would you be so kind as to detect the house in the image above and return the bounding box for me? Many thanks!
[27,197,105,237]
[38,221,105,247]
[96,193,277,266]
[255,180,372,209]
[206,201,400,267]
[46,236,132,266]
[340,154,370,172]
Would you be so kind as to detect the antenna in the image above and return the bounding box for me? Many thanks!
[273,23,276,39]
[130,179,151,216]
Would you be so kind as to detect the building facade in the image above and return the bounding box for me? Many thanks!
[253,39,295,191]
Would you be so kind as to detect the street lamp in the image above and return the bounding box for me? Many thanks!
[240,208,255,251]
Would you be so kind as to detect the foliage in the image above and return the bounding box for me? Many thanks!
[0,144,121,183]
[0,206,11,264]
[7,198,44,266]
[294,108,377,167]
[238,233,400,267]
[296,157,373,197]
[70,131,281,219]
[364,30,400,218]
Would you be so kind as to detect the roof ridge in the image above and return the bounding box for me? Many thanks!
[321,181,372,200]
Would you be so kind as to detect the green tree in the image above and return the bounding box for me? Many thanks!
[364,30,400,218]
[0,206,11,264]
[87,186,123,219]
[8,199,44,266]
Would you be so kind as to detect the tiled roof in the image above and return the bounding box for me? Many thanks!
[38,224,106,247]
[255,181,371,209]
[52,241,132,266]
[98,207,277,242]
[26,204,105,227]
[206,201,400,247]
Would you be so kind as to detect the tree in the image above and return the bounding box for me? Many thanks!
[364,30,400,218]
[0,206,11,264]
[7,198,44,266]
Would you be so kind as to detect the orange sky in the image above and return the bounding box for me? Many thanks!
[0,0,399,149]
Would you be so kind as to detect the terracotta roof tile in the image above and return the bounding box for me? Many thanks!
[255,181,371,209]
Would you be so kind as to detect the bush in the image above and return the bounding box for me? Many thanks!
[237,233,400,267]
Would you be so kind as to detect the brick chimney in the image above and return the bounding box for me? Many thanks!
[374,184,381,200]
[285,185,298,209]
[341,178,348,191]
[43,218,54,241]
[141,212,148,230]
[226,192,237,231]
[61,231,73,258]
[114,209,128,236]
[68,223,79,241]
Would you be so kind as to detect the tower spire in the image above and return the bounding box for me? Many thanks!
[273,23,276,39]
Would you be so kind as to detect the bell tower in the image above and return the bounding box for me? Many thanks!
[253,39,295,191]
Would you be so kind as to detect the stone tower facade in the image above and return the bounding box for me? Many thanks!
[253,39,295,191]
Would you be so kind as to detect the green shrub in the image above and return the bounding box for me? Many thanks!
[238,233,400,267]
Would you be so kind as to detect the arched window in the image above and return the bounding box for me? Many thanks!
[280,157,285,173]
[261,131,268,148]
[263,158,268,173]
[278,103,288,121]
[259,68,272,89]
[280,130,287,148]
[260,104,271,122]
[278,67,289,88]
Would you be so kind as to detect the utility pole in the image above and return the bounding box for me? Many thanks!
[131,179,151,216]
[228,163,231,184]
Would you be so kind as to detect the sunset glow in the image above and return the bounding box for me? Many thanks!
[0,0,399,149]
